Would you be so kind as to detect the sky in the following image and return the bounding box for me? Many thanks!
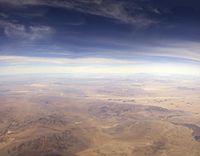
[0,0,200,76]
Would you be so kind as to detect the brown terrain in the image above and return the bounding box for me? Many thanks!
[0,75,200,156]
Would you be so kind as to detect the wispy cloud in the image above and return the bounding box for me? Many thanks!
[0,0,157,27]
[0,20,53,40]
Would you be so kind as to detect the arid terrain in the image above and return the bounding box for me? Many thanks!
[0,74,200,156]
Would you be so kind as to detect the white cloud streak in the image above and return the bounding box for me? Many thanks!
[147,40,200,62]
[0,55,134,65]
[0,55,199,76]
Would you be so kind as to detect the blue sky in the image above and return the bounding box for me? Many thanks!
[0,0,200,75]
